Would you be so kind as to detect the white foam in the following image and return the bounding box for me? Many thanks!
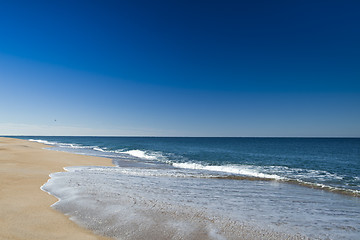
[60,143,95,149]
[29,139,58,145]
[93,147,105,152]
[263,165,345,181]
[29,139,100,150]
[120,149,158,160]
[41,165,360,240]
[172,163,284,180]
[40,166,298,239]
[64,166,215,179]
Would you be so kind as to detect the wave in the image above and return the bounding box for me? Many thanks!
[64,165,360,198]
[93,147,106,152]
[28,138,359,197]
[211,175,360,197]
[260,165,344,181]
[29,138,104,151]
[63,166,216,179]
[29,139,58,145]
[62,144,93,149]
[119,149,162,161]
[29,139,132,160]
[285,178,360,197]
[170,162,360,197]
[171,162,347,184]
[172,162,284,180]
[43,166,322,240]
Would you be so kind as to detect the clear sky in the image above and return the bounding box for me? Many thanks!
[0,0,359,137]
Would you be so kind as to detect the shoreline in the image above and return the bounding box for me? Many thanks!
[0,137,114,240]
[2,136,359,239]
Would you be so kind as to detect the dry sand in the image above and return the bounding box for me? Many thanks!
[0,137,114,240]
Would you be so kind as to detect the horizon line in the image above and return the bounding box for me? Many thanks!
[2,135,359,139]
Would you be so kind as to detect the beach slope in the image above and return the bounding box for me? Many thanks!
[0,137,113,240]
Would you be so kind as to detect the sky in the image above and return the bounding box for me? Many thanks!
[0,0,359,137]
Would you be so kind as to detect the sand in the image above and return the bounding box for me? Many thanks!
[0,137,114,240]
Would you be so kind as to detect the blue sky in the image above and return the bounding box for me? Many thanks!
[0,0,359,136]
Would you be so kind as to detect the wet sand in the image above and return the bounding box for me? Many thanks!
[0,137,113,240]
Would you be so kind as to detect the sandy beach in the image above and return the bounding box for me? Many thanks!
[0,137,113,240]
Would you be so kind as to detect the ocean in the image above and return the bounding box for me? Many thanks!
[18,137,360,239]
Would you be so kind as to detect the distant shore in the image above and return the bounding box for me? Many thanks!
[0,137,113,240]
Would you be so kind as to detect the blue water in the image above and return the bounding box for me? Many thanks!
[17,136,360,239]
[21,136,360,194]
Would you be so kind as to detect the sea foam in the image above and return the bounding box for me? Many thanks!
[29,139,58,145]
[41,165,360,240]
[41,166,312,240]
[120,149,161,160]
[28,136,360,239]
[172,162,284,180]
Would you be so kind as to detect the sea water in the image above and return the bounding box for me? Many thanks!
[19,137,360,239]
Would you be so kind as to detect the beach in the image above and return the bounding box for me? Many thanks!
[1,0,359,239]
[0,137,113,240]
[1,136,359,240]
